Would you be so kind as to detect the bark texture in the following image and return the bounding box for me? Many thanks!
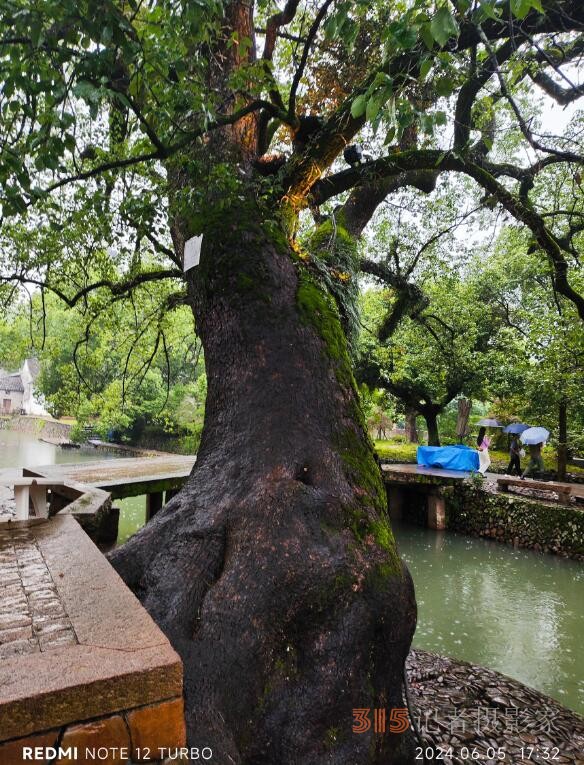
[405,411,418,444]
[420,406,441,447]
[456,398,472,442]
[109,203,417,764]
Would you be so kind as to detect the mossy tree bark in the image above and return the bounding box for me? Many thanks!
[109,196,417,763]
[107,0,417,758]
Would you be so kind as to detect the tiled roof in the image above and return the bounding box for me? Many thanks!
[0,373,24,392]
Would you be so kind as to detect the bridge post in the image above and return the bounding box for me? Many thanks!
[29,482,48,518]
[14,486,30,520]
[146,491,164,521]
[388,486,404,521]
[427,491,446,530]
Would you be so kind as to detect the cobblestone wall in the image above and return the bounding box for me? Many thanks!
[446,485,584,561]
[388,482,584,560]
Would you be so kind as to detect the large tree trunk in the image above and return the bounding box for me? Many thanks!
[557,400,568,481]
[109,202,416,764]
[405,410,418,443]
[455,398,472,442]
[421,407,441,447]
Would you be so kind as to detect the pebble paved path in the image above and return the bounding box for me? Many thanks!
[407,649,584,764]
[0,525,77,659]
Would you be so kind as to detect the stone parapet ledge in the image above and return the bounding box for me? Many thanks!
[0,516,186,763]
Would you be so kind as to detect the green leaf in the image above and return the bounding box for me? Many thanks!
[430,6,459,48]
[510,0,532,19]
[477,0,501,19]
[419,59,432,81]
[383,126,396,145]
[366,97,381,122]
[420,23,435,51]
[435,76,455,97]
[350,94,367,119]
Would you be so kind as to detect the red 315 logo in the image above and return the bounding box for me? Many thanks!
[352,708,410,734]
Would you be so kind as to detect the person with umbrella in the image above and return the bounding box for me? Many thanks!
[520,427,550,479]
[476,426,492,473]
[476,419,502,474]
[507,435,522,475]
[503,423,530,476]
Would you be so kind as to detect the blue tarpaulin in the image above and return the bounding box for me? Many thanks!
[417,445,479,472]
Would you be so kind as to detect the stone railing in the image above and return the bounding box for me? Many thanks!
[1,474,117,544]
[0,515,187,764]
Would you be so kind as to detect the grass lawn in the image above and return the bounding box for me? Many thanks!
[373,440,584,476]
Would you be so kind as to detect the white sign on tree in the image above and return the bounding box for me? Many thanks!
[184,234,203,271]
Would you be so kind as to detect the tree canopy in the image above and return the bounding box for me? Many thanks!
[1,0,584,323]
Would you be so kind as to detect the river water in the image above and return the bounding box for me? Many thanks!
[1,430,582,714]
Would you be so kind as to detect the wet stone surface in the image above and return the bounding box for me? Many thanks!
[0,526,77,659]
[0,484,15,519]
[408,650,584,764]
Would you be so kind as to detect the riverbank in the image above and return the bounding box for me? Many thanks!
[1,414,72,439]
[407,649,584,763]
[1,416,176,458]
[447,482,584,561]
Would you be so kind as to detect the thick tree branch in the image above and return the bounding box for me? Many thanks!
[263,0,301,60]
[530,70,584,104]
[288,0,335,117]
[0,268,182,308]
[453,39,516,150]
[316,148,584,319]
[342,170,439,237]
[283,0,584,205]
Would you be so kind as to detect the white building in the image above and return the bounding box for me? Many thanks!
[0,358,49,416]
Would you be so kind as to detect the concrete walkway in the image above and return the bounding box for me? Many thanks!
[27,455,196,499]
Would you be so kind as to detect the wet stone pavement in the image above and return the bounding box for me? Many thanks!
[0,526,77,659]
[0,484,15,519]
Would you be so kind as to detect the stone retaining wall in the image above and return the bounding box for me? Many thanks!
[0,516,187,765]
[7,416,72,439]
[446,484,584,561]
[392,481,584,561]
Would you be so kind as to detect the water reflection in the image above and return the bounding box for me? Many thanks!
[0,428,119,468]
[394,520,584,714]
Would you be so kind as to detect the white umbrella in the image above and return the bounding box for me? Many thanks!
[520,427,550,445]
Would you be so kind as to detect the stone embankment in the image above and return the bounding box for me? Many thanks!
[408,649,584,765]
[447,483,584,562]
[3,416,72,439]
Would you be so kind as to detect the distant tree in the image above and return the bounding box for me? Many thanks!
[358,277,504,445]
[477,231,584,477]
